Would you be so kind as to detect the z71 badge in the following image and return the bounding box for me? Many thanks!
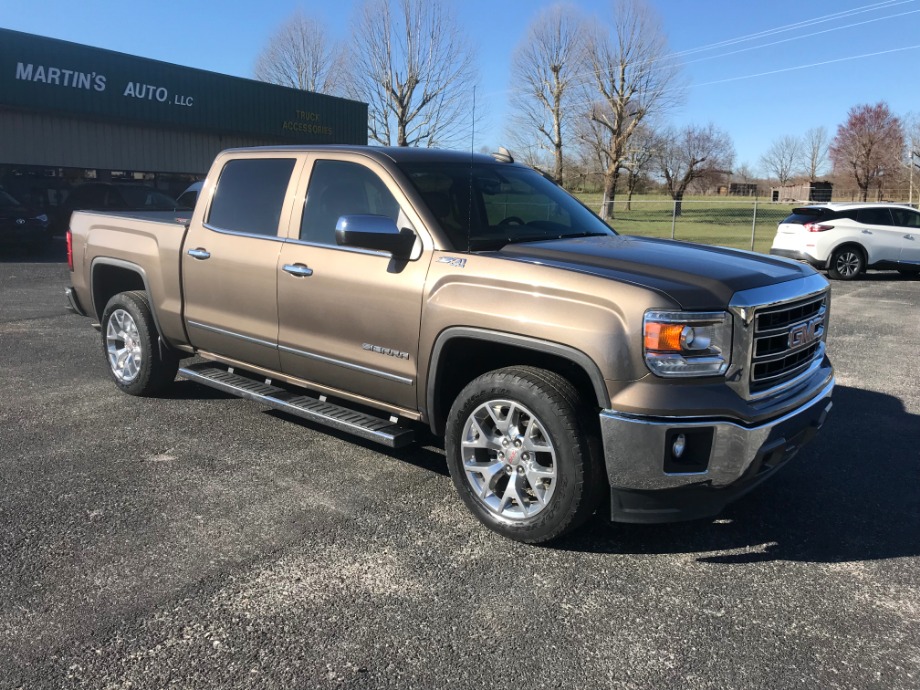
[437,256,467,268]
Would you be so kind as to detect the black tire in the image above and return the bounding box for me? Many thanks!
[445,366,604,544]
[100,290,179,396]
[827,246,865,280]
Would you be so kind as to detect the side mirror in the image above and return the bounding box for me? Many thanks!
[335,214,416,259]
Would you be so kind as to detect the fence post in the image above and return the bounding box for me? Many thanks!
[670,200,677,240]
[750,199,758,251]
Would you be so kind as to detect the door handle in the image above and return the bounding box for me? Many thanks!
[905,234,915,240]
[187,248,211,260]
[282,263,314,277]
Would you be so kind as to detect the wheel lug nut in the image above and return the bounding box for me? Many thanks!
[516,467,524,475]
[502,438,509,447]
[514,440,522,448]
[506,466,513,474]
[498,452,504,459]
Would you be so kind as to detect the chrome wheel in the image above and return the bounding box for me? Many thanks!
[105,308,143,383]
[460,399,557,520]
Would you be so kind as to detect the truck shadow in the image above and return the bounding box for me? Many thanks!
[560,384,920,564]
[169,376,918,563]
[167,379,451,476]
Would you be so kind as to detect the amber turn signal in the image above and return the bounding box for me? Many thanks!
[644,322,684,352]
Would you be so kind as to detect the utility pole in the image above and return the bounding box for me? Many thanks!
[911,145,920,206]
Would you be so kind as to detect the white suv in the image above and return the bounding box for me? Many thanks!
[770,203,920,280]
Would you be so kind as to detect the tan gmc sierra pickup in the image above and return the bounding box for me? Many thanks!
[65,146,834,543]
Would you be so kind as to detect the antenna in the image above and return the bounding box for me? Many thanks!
[467,85,475,254]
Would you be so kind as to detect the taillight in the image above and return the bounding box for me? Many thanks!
[804,223,834,232]
[66,229,74,271]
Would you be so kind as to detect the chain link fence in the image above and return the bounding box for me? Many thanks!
[574,194,920,254]
[574,196,802,253]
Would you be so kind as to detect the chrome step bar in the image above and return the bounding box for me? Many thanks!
[178,363,415,448]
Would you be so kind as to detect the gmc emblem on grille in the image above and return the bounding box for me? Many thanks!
[788,317,823,348]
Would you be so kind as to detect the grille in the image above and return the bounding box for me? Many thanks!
[750,292,827,395]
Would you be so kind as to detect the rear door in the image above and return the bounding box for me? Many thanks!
[276,154,432,411]
[182,154,304,371]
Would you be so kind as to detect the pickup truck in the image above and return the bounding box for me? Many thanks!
[65,146,834,543]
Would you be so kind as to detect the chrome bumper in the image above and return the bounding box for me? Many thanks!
[599,378,834,523]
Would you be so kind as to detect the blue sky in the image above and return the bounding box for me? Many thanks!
[2,0,918,170]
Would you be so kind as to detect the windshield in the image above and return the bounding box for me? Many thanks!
[398,162,615,251]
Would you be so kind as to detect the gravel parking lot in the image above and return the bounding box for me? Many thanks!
[2,246,919,689]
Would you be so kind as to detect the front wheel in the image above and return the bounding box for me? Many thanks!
[100,291,179,396]
[827,246,864,280]
[445,366,604,544]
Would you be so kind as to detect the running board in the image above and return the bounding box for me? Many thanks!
[178,363,415,448]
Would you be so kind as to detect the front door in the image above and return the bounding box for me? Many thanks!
[854,206,901,263]
[276,156,431,411]
[182,155,302,370]
[890,207,920,266]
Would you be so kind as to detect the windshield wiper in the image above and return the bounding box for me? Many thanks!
[502,231,610,245]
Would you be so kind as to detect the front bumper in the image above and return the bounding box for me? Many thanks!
[599,378,834,523]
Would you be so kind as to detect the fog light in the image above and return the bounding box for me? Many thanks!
[672,433,687,458]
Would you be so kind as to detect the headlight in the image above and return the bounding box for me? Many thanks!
[643,310,732,377]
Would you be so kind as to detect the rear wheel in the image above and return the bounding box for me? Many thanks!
[101,291,179,396]
[827,246,864,280]
[445,366,604,544]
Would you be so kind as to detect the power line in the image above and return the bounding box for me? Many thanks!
[669,0,916,59]
[693,44,920,87]
[679,8,920,68]
[564,0,917,93]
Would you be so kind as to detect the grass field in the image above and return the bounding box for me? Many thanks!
[574,193,796,254]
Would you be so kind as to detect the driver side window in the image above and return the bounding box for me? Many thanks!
[891,208,920,228]
[300,160,401,245]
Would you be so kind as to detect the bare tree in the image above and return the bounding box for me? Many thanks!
[760,135,800,187]
[344,0,477,147]
[830,102,904,201]
[623,124,655,209]
[801,126,830,182]
[507,4,585,183]
[654,123,734,215]
[734,162,756,184]
[582,0,682,220]
[254,11,342,93]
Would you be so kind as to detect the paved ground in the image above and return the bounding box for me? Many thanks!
[1,244,919,689]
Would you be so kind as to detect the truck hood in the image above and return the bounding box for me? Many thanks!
[497,234,815,309]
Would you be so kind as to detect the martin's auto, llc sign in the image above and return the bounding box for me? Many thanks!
[0,28,366,144]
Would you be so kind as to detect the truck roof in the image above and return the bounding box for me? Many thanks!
[219,145,512,167]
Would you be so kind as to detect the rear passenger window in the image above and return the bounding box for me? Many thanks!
[855,208,893,225]
[300,160,400,245]
[207,158,296,236]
